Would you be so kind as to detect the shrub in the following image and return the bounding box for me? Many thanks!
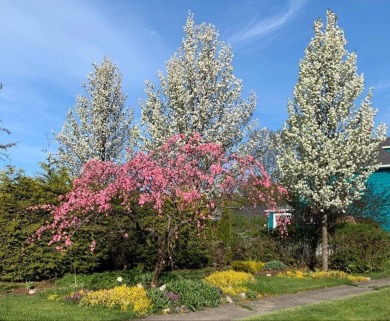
[277,270,369,282]
[0,166,104,281]
[204,270,254,296]
[165,279,221,311]
[80,285,151,315]
[277,270,307,279]
[310,270,368,282]
[262,261,288,271]
[147,279,221,313]
[330,223,390,273]
[231,261,264,274]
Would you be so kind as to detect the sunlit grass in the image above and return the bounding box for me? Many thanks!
[243,287,390,321]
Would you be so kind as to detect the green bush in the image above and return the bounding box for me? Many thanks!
[211,208,233,269]
[262,261,288,271]
[172,224,210,270]
[0,165,105,281]
[330,223,390,273]
[164,279,221,311]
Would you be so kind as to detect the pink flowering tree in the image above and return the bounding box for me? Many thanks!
[34,133,285,286]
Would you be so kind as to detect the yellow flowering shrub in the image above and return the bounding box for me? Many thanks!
[278,270,307,279]
[231,261,264,274]
[310,271,369,282]
[204,270,254,295]
[80,285,151,315]
[278,270,369,282]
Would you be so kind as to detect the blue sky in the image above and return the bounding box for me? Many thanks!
[1,0,390,174]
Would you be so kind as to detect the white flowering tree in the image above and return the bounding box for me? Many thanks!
[278,10,387,270]
[56,57,135,176]
[140,13,256,152]
[242,128,282,182]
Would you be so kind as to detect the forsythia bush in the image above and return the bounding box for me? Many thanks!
[277,270,369,282]
[310,271,368,282]
[231,261,264,274]
[80,285,151,315]
[204,270,254,295]
[277,270,307,279]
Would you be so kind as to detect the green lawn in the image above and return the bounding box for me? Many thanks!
[243,287,390,321]
[0,265,388,321]
[0,294,135,321]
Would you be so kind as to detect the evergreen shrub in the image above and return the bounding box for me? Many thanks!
[330,223,390,273]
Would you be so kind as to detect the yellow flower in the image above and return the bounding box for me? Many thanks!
[204,270,254,295]
[80,285,151,315]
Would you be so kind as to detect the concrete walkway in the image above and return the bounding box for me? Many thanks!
[141,277,390,321]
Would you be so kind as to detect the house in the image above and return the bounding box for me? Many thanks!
[266,139,390,231]
[366,137,390,230]
[266,209,292,229]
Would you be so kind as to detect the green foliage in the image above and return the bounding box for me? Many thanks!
[330,223,390,273]
[55,268,153,290]
[0,163,104,281]
[210,208,234,269]
[229,211,281,262]
[262,261,288,271]
[173,224,210,269]
[147,288,172,313]
[147,278,221,313]
[164,278,221,311]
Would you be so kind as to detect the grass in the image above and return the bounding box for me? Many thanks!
[0,265,389,321]
[243,287,390,321]
[248,275,354,296]
[0,294,136,321]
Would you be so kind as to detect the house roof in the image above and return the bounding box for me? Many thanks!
[377,137,390,167]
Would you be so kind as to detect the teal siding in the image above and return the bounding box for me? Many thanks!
[367,168,390,231]
[268,213,274,229]
[367,169,390,190]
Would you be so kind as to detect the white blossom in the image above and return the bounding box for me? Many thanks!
[140,13,256,152]
[55,57,136,176]
[277,11,387,269]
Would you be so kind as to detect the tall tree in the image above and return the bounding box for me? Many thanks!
[0,83,16,159]
[278,10,387,270]
[55,57,135,176]
[140,13,256,152]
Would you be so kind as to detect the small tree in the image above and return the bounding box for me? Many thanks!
[140,13,256,152]
[278,11,387,270]
[34,134,284,286]
[55,57,135,176]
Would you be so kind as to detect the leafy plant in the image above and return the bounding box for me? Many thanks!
[330,223,390,273]
[262,261,288,271]
[165,279,221,311]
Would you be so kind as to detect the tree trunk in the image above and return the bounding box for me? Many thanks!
[321,212,328,271]
[151,238,166,287]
